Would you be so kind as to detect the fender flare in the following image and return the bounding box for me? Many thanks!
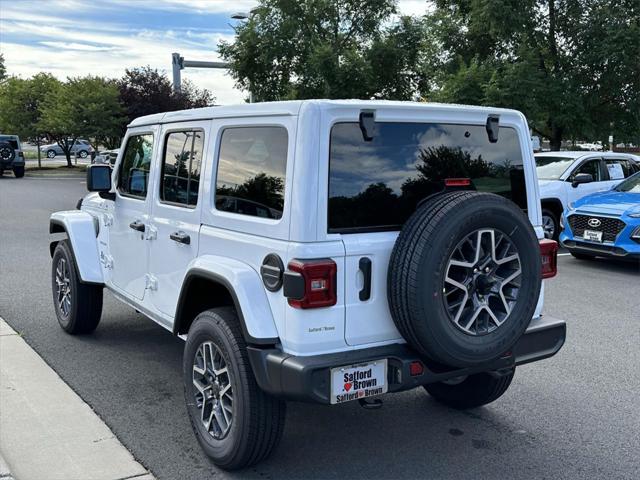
[175,255,280,345]
[49,211,103,284]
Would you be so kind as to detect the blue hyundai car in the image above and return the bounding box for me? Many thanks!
[560,171,640,260]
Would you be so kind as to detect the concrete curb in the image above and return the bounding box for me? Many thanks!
[0,318,155,480]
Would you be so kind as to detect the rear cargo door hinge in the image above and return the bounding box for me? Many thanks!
[99,251,113,270]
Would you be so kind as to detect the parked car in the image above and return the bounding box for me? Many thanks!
[49,100,564,470]
[535,151,640,240]
[0,134,26,178]
[560,171,640,260]
[93,149,119,166]
[41,139,94,159]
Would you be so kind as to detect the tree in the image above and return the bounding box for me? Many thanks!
[0,73,60,167]
[117,66,214,130]
[428,0,640,149]
[0,54,6,82]
[218,0,431,101]
[39,76,125,167]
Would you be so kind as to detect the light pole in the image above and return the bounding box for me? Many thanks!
[171,10,258,102]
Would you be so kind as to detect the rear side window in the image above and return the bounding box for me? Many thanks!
[215,126,288,219]
[160,130,204,207]
[118,134,154,198]
[605,159,635,180]
[328,122,527,232]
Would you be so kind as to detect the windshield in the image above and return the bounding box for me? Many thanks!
[535,156,574,180]
[614,172,640,193]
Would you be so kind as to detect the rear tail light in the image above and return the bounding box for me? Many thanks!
[539,239,558,279]
[409,361,424,376]
[284,259,337,309]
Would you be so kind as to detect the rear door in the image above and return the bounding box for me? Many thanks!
[147,122,209,318]
[329,115,531,346]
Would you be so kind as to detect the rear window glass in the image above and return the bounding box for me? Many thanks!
[328,122,527,233]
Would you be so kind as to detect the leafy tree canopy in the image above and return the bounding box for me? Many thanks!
[0,54,6,82]
[218,0,432,101]
[117,66,214,127]
[38,76,125,166]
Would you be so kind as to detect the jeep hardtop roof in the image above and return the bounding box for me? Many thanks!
[127,99,526,128]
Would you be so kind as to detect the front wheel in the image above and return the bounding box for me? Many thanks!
[46,149,56,158]
[183,308,286,470]
[541,208,559,241]
[424,369,515,409]
[51,240,103,334]
[78,150,88,159]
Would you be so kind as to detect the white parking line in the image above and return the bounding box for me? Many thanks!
[557,253,572,256]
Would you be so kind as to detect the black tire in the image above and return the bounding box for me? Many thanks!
[78,150,88,158]
[0,141,15,163]
[541,208,559,241]
[183,308,286,470]
[47,149,56,158]
[424,369,515,409]
[570,252,595,260]
[388,191,541,368]
[51,240,103,334]
[13,166,25,178]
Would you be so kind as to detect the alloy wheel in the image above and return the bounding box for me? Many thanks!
[192,341,234,440]
[443,228,522,336]
[55,257,72,318]
[542,214,556,239]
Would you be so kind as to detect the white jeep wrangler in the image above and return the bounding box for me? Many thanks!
[50,100,565,470]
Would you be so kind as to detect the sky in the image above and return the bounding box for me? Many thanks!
[0,0,432,105]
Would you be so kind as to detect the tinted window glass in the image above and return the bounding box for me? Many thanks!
[614,172,640,193]
[535,156,574,180]
[160,130,204,207]
[215,126,288,219]
[328,122,526,232]
[572,160,602,181]
[118,134,154,198]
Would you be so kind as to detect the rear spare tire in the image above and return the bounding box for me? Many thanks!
[388,191,541,368]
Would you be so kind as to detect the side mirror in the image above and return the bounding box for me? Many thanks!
[572,173,593,188]
[87,164,112,192]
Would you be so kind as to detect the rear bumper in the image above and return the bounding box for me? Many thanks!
[248,315,566,404]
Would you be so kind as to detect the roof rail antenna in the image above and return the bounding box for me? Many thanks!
[359,110,376,141]
[486,114,500,143]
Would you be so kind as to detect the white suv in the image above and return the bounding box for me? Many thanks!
[49,100,565,470]
[535,151,640,239]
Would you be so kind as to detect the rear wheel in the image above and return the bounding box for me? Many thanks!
[13,166,25,178]
[183,308,286,470]
[51,240,103,334]
[424,369,515,409]
[78,150,88,159]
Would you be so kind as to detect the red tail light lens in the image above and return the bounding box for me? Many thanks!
[445,178,471,187]
[539,239,558,279]
[286,259,337,309]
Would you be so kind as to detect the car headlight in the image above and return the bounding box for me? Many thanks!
[628,212,640,218]
[631,226,640,240]
[568,202,578,210]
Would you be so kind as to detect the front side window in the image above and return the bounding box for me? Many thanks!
[118,134,154,198]
[160,130,204,207]
[328,122,526,232]
[215,126,288,219]
[571,159,603,182]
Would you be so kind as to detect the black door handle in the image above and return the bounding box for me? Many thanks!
[170,231,191,245]
[129,221,145,232]
[359,257,372,301]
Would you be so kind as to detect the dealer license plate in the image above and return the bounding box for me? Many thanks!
[330,360,387,404]
[583,230,603,242]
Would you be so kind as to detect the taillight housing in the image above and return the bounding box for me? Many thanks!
[284,259,337,309]
[539,239,558,279]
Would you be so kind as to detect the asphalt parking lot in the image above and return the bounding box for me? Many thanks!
[1,174,639,480]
